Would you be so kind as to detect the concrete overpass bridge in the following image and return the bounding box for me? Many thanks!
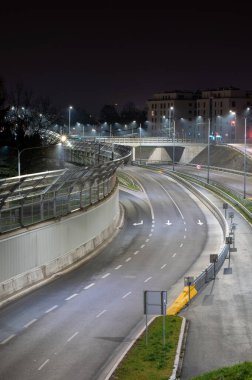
[98,137,207,163]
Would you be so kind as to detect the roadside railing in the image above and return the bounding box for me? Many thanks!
[0,139,131,234]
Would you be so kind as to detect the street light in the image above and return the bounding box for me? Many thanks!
[172,120,176,171]
[169,106,174,138]
[68,106,73,135]
[244,107,250,199]
[17,143,65,177]
[139,123,142,163]
[207,118,211,184]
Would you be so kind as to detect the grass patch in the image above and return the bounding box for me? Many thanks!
[111,315,182,380]
[189,361,252,379]
[117,172,142,192]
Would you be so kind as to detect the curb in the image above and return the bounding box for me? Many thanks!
[169,317,188,380]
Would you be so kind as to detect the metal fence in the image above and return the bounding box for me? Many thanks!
[0,139,131,234]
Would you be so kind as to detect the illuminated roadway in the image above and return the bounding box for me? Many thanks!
[0,166,222,380]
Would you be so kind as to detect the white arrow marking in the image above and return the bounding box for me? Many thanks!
[197,219,203,225]
[133,220,143,226]
[166,220,172,225]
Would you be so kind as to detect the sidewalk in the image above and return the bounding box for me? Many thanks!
[180,191,252,379]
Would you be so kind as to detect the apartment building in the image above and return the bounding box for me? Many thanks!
[147,88,252,142]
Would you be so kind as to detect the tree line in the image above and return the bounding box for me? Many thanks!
[0,78,147,150]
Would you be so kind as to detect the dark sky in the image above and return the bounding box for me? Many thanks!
[1,2,251,116]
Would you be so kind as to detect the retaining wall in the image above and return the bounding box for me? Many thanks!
[0,189,120,301]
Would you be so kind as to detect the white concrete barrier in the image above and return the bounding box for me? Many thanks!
[0,189,120,302]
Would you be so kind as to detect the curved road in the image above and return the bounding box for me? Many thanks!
[0,167,222,380]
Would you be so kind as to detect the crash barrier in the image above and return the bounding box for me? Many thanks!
[162,170,229,315]
[0,139,131,234]
[167,285,198,316]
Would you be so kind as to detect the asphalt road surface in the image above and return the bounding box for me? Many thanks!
[0,166,222,380]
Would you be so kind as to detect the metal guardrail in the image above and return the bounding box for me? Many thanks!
[0,138,131,234]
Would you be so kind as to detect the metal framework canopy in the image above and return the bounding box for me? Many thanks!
[0,138,131,234]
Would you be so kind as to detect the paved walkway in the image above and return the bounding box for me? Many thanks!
[180,190,252,379]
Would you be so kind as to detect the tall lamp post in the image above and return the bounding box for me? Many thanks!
[244,107,250,199]
[68,106,73,135]
[169,107,174,138]
[172,120,176,171]
[207,118,211,184]
[17,138,66,177]
[139,123,142,163]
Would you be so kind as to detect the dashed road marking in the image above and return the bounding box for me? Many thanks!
[145,238,150,243]
[0,334,15,345]
[125,257,132,262]
[144,277,152,283]
[180,243,183,248]
[45,305,58,314]
[114,265,122,270]
[172,253,177,258]
[122,292,132,299]
[96,309,107,318]
[38,359,50,371]
[24,319,37,328]
[133,251,139,255]
[140,244,145,249]
[102,273,111,279]
[65,293,78,301]
[149,233,152,237]
[67,332,79,342]
[84,283,95,290]
[161,264,167,269]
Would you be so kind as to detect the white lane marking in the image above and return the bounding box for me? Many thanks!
[122,292,132,299]
[102,273,111,279]
[166,220,172,225]
[198,219,203,225]
[38,359,50,371]
[84,283,95,290]
[154,180,185,220]
[140,244,145,249]
[0,334,15,345]
[96,309,107,318]
[161,264,167,269]
[67,332,79,342]
[152,220,155,223]
[145,238,150,243]
[151,229,154,232]
[144,277,152,283]
[184,235,186,239]
[133,250,139,255]
[133,220,143,226]
[125,257,132,262]
[114,265,122,270]
[45,305,58,314]
[24,318,37,328]
[65,293,78,301]
[180,243,183,248]
[172,253,177,258]
[185,228,187,232]
[149,233,152,237]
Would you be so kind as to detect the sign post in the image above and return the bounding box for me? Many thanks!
[210,254,218,279]
[184,276,194,304]
[223,202,228,219]
[144,290,167,346]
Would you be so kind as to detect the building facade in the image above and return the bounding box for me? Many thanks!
[147,88,252,142]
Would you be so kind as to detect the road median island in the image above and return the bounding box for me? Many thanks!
[109,315,183,380]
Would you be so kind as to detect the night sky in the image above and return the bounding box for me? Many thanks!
[1,2,251,116]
